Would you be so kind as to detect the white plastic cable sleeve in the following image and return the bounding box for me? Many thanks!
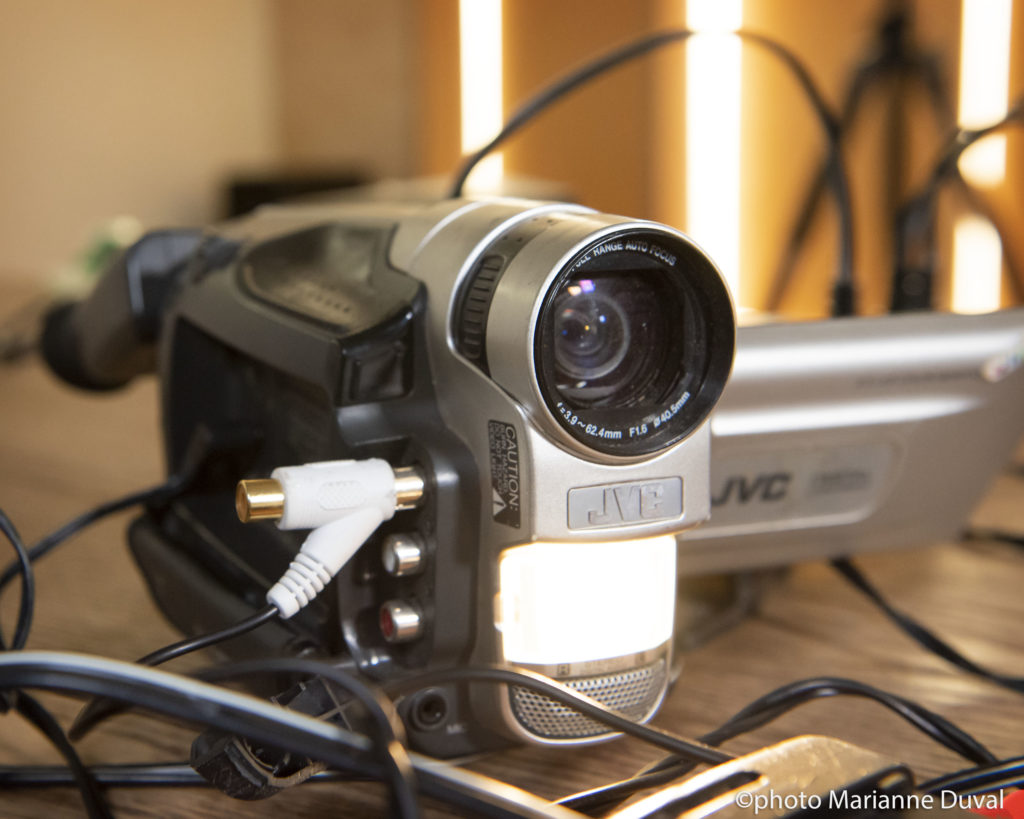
[271,459,398,531]
[267,508,386,618]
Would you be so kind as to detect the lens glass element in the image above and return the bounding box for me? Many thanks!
[535,229,733,457]
[553,279,630,382]
[550,273,675,407]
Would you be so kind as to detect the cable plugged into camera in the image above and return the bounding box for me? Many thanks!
[236,460,425,618]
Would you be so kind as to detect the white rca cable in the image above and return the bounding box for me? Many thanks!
[235,459,425,618]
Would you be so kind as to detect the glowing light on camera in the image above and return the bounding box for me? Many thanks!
[957,0,1012,186]
[952,215,1002,314]
[497,536,676,665]
[686,0,742,303]
[459,0,504,193]
[580,279,595,293]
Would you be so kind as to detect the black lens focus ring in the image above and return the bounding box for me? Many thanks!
[455,254,504,369]
[453,217,557,373]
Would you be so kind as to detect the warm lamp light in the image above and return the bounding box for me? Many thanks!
[685,0,743,304]
[459,0,504,193]
[951,0,1011,312]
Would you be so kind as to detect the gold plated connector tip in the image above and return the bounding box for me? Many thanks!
[236,479,285,523]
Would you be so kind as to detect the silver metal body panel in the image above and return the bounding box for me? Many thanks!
[390,197,733,742]
[392,198,719,545]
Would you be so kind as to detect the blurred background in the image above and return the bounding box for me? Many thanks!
[0,0,1020,318]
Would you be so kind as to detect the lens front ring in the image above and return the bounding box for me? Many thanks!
[534,228,734,458]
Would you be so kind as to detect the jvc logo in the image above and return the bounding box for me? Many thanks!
[568,477,683,530]
[711,472,791,507]
[586,484,665,525]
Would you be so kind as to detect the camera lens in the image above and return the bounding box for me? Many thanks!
[535,229,733,457]
[549,274,671,408]
[552,284,630,381]
[451,219,733,459]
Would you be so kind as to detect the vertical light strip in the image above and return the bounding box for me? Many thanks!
[952,216,1003,313]
[952,0,1011,312]
[459,0,503,193]
[957,0,1012,186]
[686,0,742,304]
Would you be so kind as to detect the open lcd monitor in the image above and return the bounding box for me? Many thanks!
[680,308,1024,574]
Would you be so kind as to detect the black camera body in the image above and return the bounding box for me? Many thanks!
[48,197,734,756]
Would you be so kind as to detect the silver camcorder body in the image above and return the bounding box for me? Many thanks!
[73,197,735,755]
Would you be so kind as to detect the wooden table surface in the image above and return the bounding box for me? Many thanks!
[1,289,1023,818]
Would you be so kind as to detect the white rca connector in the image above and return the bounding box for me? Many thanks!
[236,459,425,619]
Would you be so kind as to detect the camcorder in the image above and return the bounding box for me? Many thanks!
[42,196,735,759]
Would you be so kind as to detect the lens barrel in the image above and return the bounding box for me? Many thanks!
[453,221,733,458]
[535,229,733,456]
